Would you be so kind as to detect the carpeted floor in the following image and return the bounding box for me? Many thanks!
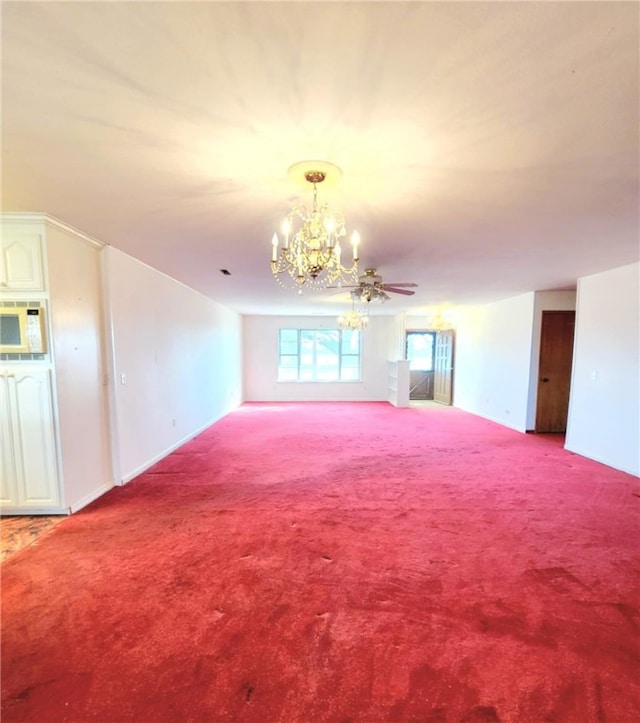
[1,402,639,722]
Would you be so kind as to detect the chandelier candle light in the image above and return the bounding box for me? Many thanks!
[271,164,360,291]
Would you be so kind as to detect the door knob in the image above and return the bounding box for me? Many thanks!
[541,377,550,383]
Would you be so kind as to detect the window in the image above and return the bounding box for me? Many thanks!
[278,329,361,382]
[405,331,435,371]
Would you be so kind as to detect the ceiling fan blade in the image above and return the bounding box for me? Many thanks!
[381,282,418,288]
[384,287,416,296]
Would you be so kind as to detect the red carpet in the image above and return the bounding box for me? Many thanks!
[2,402,639,722]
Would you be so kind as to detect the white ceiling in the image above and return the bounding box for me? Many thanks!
[2,1,638,316]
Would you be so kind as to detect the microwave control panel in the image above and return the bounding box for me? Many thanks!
[26,308,46,353]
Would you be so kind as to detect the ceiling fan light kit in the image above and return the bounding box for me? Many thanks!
[270,161,360,292]
[351,286,390,304]
[346,268,417,306]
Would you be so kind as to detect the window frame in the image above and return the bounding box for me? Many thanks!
[277,328,362,382]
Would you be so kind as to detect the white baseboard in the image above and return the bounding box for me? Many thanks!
[119,417,221,485]
[68,482,115,514]
[1,506,69,516]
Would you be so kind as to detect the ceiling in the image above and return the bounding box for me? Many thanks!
[2,1,638,316]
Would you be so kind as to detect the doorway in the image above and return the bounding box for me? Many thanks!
[405,331,435,400]
[535,310,575,433]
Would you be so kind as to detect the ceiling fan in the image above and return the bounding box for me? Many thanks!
[331,268,418,303]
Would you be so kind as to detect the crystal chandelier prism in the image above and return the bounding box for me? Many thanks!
[271,165,360,291]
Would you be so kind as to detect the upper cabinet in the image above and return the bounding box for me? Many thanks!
[0,231,46,292]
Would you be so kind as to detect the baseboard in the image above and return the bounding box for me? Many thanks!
[1,506,69,516]
[68,482,115,514]
[119,417,222,485]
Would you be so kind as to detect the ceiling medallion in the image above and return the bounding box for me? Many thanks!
[270,161,360,292]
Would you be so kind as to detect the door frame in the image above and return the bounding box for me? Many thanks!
[534,310,576,433]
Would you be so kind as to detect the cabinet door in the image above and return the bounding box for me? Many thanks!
[0,233,45,291]
[0,375,19,505]
[4,369,60,508]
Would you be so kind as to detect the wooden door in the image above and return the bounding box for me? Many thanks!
[433,330,454,405]
[535,311,575,433]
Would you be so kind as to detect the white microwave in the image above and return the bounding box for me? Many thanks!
[0,305,47,354]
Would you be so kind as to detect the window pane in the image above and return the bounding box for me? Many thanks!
[279,356,298,368]
[407,333,434,371]
[317,350,338,364]
[342,329,360,352]
[341,356,359,368]
[278,342,296,355]
[315,337,338,360]
[317,368,339,381]
[316,359,340,373]
[300,352,314,367]
[278,329,299,380]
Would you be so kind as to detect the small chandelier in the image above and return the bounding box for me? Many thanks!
[271,165,360,291]
[428,311,454,330]
[338,300,369,330]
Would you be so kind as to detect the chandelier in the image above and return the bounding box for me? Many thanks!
[427,311,454,330]
[338,300,369,330]
[271,164,360,291]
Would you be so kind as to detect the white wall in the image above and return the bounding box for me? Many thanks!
[526,290,577,430]
[454,293,535,431]
[243,315,397,401]
[565,263,639,475]
[105,247,243,483]
[46,222,113,511]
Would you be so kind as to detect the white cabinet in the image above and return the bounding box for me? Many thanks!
[0,232,45,291]
[0,368,61,511]
[0,213,112,515]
